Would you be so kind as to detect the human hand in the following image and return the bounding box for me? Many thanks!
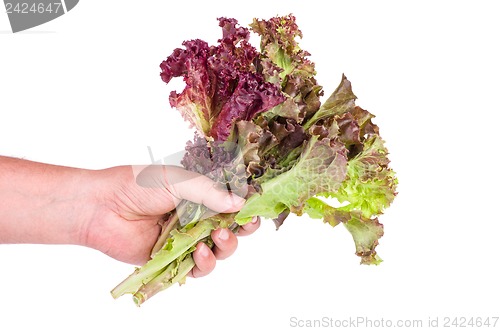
[81,165,260,277]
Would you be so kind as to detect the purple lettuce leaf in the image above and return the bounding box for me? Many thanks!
[160,17,285,141]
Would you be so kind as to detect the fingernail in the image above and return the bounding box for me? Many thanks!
[199,244,210,258]
[225,194,245,208]
[218,228,230,241]
[251,216,259,224]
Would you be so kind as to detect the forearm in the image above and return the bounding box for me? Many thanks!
[0,156,98,245]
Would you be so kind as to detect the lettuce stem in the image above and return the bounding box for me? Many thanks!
[110,219,215,299]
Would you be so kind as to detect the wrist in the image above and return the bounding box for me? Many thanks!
[70,167,118,248]
[74,165,134,250]
[58,167,104,246]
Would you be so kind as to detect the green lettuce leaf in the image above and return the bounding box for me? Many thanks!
[304,197,384,265]
[303,197,340,228]
[329,134,398,218]
[235,135,348,224]
[343,211,384,265]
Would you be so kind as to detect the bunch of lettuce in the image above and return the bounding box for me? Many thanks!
[111,15,397,306]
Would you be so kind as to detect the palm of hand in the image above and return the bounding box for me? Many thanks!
[85,183,174,265]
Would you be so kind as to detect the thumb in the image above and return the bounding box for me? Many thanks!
[137,165,245,213]
[162,166,246,213]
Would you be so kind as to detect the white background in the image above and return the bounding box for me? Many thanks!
[1,1,499,330]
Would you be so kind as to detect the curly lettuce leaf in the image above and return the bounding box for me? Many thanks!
[250,14,315,81]
[304,197,384,265]
[181,134,249,199]
[251,14,323,123]
[160,39,213,135]
[343,212,384,265]
[303,197,340,228]
[160,18,284,141]
[235,135,348,224]
[304,74,357,129]
[329,134,397,218]
[211,72,285,140]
